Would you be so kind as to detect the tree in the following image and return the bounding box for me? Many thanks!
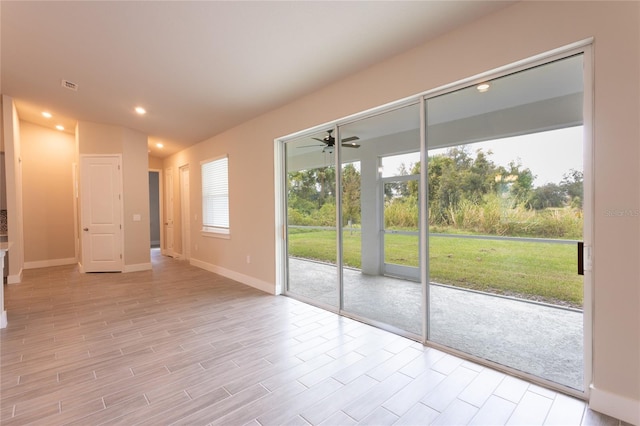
[501,161,535,204]
[528,183,565,210]
[561,169,583,208]
[342,163,361,225]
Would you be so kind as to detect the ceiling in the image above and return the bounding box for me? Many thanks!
[1,1,516,158]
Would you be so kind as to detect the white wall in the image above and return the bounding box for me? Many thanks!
[162,1,639,422]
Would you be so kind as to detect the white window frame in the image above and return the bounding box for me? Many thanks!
[201,155,230,238]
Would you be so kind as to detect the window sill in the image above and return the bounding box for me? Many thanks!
[201,227,230,239]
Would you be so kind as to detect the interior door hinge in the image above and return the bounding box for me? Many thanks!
[120,254,122,259]
[120,224,122,229]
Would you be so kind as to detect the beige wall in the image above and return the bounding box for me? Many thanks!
[77,121,150,269]
[20,121,75,265]
[2,95,24,283]
[162,1,639,421]
[122,128,151,266]
[148,156,163,170]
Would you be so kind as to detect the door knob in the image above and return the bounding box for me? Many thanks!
[83,228,89,231]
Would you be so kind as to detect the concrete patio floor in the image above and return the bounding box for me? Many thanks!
[287,257,584,391]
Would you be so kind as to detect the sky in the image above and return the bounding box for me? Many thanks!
[381,126,583,186]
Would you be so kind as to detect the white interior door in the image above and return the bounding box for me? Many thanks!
[80,156,123,272]
[180,165,190,260]
[165,168,174,256]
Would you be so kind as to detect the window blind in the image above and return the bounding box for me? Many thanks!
[201,156,229,229]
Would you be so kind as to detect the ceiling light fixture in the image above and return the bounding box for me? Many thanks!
[135,106,146,115]
[156,143,164,148]
[55,125,65,131]
[42,112,52,118]
[477,83,490,93]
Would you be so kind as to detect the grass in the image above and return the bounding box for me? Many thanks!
[288,228,583,308]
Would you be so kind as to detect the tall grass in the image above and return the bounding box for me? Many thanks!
[440,195,583,239]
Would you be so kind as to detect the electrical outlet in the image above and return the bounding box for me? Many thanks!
[246,255,251,264]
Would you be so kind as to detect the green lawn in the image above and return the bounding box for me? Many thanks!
[288,228,583,308]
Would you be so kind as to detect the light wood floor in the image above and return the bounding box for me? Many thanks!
[0,250,624,425]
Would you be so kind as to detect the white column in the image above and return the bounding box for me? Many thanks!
[359,156,382,275]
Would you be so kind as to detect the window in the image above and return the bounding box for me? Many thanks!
[201,155,229,235]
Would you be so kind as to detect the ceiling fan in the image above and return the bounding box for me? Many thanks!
[300,129,361,153]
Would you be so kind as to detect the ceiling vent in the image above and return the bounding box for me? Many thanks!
[61,79,78,91]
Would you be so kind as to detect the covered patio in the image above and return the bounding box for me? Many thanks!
[288,257,583,391]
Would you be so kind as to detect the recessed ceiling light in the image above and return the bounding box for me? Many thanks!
[42,112,52,118]
[135,106,146,115]
[477,83,490,93]
[156,143,163,148]
[55,125,65,131]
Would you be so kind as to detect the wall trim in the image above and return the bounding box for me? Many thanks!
[123,263,152,273]
[7,269,22,284]
[589,385,640,425]
[24,257,77,270]
[190,258,275,295]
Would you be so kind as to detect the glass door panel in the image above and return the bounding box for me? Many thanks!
[285,130,338,308]
[426,55,585,390]
[339,103,422,335]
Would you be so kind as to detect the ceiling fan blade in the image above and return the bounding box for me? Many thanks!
[297,144,324,148]
[341,142,361,148]
[311,137,325,142]
[341,136,360,143]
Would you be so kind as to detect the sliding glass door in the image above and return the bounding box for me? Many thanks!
[339,104,422,335]
[281,51,588,392]
[426,54,585,390]
[285,129,339,308]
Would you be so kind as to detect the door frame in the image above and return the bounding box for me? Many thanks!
[164,167,175,257]
[275,39,594,399]
[149,169,164,252]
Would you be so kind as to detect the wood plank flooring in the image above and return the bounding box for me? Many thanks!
[0,250,625,425]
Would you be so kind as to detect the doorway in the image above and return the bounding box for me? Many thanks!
[149,171,161,249]
[280,50,592,394]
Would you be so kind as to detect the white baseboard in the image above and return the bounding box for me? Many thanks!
[590,385,640,425]
[0,310,7,328]
[123,263,152,273]
[24,257,77,270]
[190,258,275,295]
[7,269,22,284]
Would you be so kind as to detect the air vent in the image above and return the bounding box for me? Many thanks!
[61,79,78,91]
